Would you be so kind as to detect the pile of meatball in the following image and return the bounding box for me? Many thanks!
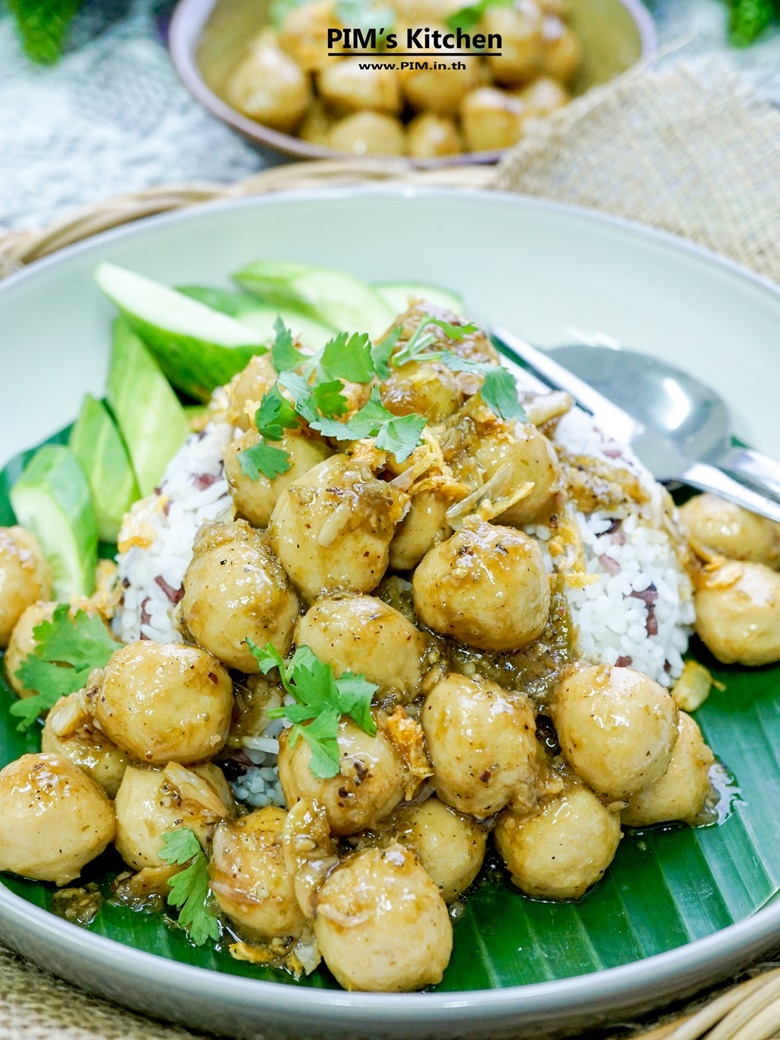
[224,0,579,158]
[1,306,779,993]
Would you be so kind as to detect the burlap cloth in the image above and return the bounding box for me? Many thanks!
[2,54,780,1040]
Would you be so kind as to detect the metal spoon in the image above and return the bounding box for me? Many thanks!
[548,345,780,500]
[491,329,780,525]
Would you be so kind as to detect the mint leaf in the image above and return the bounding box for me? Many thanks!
[238,441,291,480]
[160,829,220,947]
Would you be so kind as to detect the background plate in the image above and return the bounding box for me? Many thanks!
[0,188,779,1039]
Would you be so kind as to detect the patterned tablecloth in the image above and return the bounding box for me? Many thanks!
[0,0,778,230]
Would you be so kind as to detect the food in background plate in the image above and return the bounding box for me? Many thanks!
[0,260,777,992]
[224,0,580,156]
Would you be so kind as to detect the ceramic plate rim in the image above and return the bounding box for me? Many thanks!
[1,185,779,1028]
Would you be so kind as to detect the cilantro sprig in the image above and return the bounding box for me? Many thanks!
[237,311,524,481]
[390,315,527,422]
[11,604,118,730]
[159,829,220,947]
[246,640,378,779]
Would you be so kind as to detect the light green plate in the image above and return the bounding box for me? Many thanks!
[0,189,779,1039]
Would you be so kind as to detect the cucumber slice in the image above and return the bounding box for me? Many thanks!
[107,318,190,497]
[178,285,335,350]
[95,263,267,400]
[69,394,140,544]
[10,445,98,599]
[373,281,465,316]
[234,261,394,339]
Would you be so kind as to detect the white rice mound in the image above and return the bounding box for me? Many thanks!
[112,402,694,808]
[535,406,695,688]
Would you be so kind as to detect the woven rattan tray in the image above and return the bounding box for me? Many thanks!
[0,155,779,1040]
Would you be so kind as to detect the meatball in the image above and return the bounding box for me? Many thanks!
[209,807,306,942]
[413,519,550,651]
[224,427,332,529]
[390,797,487,902]
[225,31,312,133]
[400,37,483,115]
[278,0,337,72]
[278,717,406,835]
[494,782,622,900]
[4,600,55,696]
[114,762,234,870]
[407,113,463,159]
[379,361,462,422]
[443,404,560,524]
[421,673,542,817]
[0,526,51,647]
[328,111,407,157]
[622,712,714,827]
[294,593,429,700]
[516,75,569,116]
[91,641,233,765]
[0,753,115,886]
[680,493,780,570]
[539,20,580,83]
[389,486,452,571]
[694,560,780,666]
[317,58,401,115]
[460,86,529,153]
[483,4,543,86]
[223,354,278,430]
[549,665,679,799]
[313,845,452,991]
[268,454,406,603]
[181,520,300,672]
[42,690,130,798]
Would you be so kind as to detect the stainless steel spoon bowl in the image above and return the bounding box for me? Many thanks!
[549,345,780,499]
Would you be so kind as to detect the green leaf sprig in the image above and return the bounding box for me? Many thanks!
[237,312,525,480]
[445,0,512,33]
[390,315,527,422]
[159,829,221,947]
[11,604,118,730]
[246,640,378,779]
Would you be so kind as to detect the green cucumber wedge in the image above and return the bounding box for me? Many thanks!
[95,263,268,400]
[178,285,335,350]
[234,261,394,339]
[373,280,465,316]
[107,317,190,497]
[69,394,140,544]
[10,445,98,599]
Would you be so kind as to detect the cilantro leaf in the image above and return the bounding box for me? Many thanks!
[238,441,291,480]
[270,317,304,372]
[371,328,401,380]
[393,315,479,369]
[248,640,380,779]
[289,705,342,779]
[309,387,427,461]
[334,0,396,36]
[480,367,526,420]
[311,379,350,418]
[255,384,300,441]
[319,331,375,383]
[160,829,220,947]
[374,412,428,459]
[446,0,511,31]
[11,604,118,731]
[334,674,378,735]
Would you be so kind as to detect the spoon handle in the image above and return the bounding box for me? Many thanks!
[679,461,780,526]
[716,446,780,500]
